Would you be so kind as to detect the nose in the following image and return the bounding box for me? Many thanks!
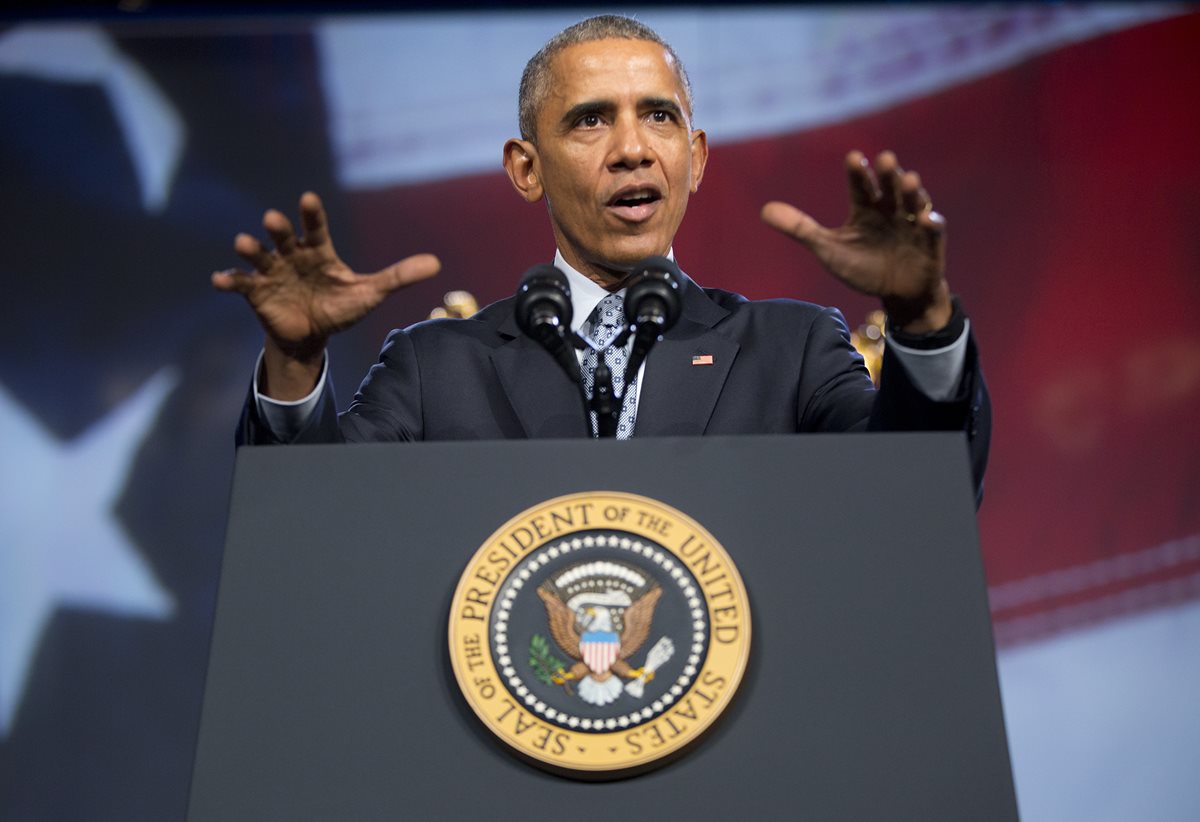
[607,113,653,170]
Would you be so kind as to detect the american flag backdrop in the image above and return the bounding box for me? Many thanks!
[1,5,1198,819]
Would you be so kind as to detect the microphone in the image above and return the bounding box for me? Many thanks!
[621,256,683,386]
[514,264,582,383]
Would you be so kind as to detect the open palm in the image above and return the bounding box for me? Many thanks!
[762,150,951,333]
[212,192,440,357]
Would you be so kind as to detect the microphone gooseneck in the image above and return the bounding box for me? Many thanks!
[591,362,617,438]
[622,256,683,387]
[514,264,582,384]
[513,257,683,439]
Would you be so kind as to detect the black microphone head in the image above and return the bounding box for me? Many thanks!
[515,264,572,337]
[624,256,682,331]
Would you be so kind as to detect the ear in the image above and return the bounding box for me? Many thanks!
[691,128,705,192]
[503,138,544,203]
[688,129,709,193]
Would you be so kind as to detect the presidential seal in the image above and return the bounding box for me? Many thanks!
[448,492,751,777]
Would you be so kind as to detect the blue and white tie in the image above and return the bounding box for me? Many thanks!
[580,293,638,439]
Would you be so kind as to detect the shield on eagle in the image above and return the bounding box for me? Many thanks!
[580,625,621,675]
[534,560,668,706]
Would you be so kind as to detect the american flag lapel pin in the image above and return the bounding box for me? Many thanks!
[691,354,714,366]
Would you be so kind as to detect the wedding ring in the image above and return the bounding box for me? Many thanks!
[905,201,933,223]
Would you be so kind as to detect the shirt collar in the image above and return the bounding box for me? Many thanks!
[553,248,676,334]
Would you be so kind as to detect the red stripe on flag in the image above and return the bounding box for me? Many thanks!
[345,14,1200,641]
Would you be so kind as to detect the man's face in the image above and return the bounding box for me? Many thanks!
[515,38,707,285]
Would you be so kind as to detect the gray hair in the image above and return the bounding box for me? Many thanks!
[518,15,694,142]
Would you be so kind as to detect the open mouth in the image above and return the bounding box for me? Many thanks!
[607,187,663,221]
[611,190,661,207]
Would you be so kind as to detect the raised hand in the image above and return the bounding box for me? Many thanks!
[212,192,440,398]
[761,150,952,334]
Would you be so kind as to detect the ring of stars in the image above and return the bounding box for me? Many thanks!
[490,533,708,732]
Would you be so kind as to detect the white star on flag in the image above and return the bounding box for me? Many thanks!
[0,370,178,736]
[0,24,185,213]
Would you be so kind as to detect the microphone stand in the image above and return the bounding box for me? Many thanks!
[514,264,594,438]
[516,256,681,439]
[577,332,621,439]
[591,360,619,438]
[586,261,682,437]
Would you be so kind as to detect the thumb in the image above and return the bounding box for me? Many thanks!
[760,201,824,250]
[371,253,441,295]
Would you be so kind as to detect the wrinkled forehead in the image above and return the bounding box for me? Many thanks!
[545,39,690,112]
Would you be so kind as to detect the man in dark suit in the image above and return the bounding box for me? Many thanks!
[214,15,988,491]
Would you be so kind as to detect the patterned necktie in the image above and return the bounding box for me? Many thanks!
[580,293,638,439]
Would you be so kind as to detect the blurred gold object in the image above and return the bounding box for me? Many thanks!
[850,310,886,385]
[429,290,479,320]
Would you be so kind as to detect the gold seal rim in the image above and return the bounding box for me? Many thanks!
[448,491,752,776]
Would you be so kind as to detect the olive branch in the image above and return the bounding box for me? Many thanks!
[529,634,567,685]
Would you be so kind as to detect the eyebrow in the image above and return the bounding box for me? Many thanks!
[558,97,688,130]
[641,97,686,121]
[560,100,615,129]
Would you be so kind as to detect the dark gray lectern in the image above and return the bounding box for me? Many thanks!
[189,434,1016,821]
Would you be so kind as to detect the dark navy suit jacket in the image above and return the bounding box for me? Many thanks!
[239,272,991,496]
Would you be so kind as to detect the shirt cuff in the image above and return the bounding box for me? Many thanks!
[253,349,328,440]
[887,319,970,402]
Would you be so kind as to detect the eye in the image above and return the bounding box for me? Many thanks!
[577,113,602,129]
[650,110,674,124]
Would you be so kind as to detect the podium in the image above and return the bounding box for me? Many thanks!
[189,433,1016,820]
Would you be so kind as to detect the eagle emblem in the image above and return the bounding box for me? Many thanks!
[534,560,674,706]
[451,493,750,775]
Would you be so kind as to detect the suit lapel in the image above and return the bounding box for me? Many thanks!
[491,311,591,439]
[634,273,739,437]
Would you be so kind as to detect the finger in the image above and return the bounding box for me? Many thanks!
[845,150,880,210]
[263,209,297,255]
[234,233,273,273]
[899,170,929,218]
[371,253,441,295]
[211,267,253,294]
[875,150,902,216]
[298,191,329,248]
[760,201,825,249]
[918,209,947,255]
